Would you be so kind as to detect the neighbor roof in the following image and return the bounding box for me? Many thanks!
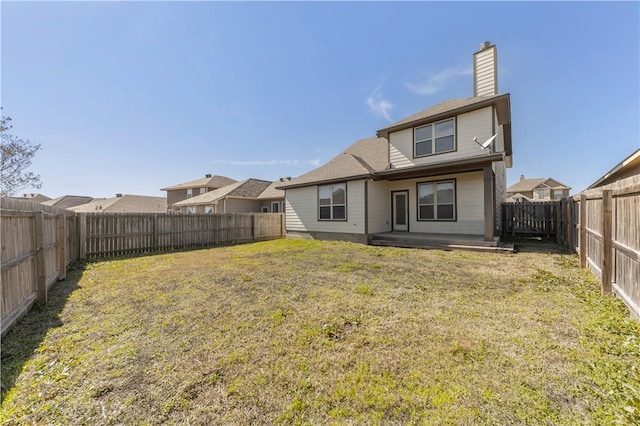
[68,195,167,213]
[174,178,273,206]
[161,175,237,191]
[277,136,389,189]
[256,180,286,200]
[507,177,570,193]
[588,148,640,189]
[13,193,51,203]
[42,195,95,209]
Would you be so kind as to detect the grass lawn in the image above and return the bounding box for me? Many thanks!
[1,239,639,425]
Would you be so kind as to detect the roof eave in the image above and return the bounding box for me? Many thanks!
[278,174,372,190]
[376,94,511,139]
[372,153,505,180]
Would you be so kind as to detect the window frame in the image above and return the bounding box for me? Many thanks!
[200,187,206,195]
[271,201,280,213]
[317,183,347,221]
[414,117,456,158]
[261,206,269,213]
[416,179,457,222]
[186,188,193,199]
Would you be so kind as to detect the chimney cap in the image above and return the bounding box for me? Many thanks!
[116,193,123,197]
[205,173,212,178]
[479,41,492,51]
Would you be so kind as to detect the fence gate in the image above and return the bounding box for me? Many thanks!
[502,201,560,238]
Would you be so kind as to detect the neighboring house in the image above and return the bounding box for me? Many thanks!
[68,194,167,213]
[257,179,288,213]
[506,176,571,201]
[42,195,95,210]
[173,178,278,214]
[11,193,51,203]
[161,174,237,212]
[587,148,640,189]
[278,42,512,244]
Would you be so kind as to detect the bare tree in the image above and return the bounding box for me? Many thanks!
[1,113,42,196]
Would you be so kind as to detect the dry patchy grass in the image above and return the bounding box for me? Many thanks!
[1,239,639,425]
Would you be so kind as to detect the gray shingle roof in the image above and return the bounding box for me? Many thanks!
[68,195,167,213]
[277,136,389,189]
[507,177,570,193]
[161,175,237,191]
[257,180,286,200]
[174,178,273,206]
[42,195,95,209]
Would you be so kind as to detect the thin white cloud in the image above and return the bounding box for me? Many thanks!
[366,86,394,122]
[210,159,321,168]
[406,66,472,95]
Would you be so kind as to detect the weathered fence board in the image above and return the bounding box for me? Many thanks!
[573,175,640,318]
[502,200,559,238]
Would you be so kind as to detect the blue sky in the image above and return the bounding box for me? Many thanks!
[2,1,638,198]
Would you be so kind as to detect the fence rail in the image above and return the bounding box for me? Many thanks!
[1,197,285,336]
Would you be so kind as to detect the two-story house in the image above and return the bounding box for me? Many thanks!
[506,176,571,202]
[161,174,237,212]
[278,42,512,248]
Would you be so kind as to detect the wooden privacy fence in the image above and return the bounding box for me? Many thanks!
[1,200,285,336]
[1,198,77,336]
[502,201,560,238]
[572,176,640,318]
[80,212,285,259]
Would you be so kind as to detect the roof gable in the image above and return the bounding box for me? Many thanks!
[174,178,272,206]
[277,136,389,189]
[161,175,237,191]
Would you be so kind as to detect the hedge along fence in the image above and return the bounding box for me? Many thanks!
[0,197,286,336]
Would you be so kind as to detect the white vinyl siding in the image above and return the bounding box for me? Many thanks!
[388,106,494,169]
[387,171,484,235]
[474,46,497,97]
[284,180,366,234]
[367,180,391,233]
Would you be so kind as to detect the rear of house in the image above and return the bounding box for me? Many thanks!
[279,42,512,246]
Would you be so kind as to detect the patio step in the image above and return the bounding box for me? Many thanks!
[369,236,515,253]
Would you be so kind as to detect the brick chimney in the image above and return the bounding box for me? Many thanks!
[473,41,498,97]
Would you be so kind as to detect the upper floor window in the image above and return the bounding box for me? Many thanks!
[417,180,456,221]
[535,189,546,199]
[271,201,280,213]
[414,118,455,157]
[553,189,563,199]
[187,189,193,198]
[318,183,346,221]
[200,187,206,195]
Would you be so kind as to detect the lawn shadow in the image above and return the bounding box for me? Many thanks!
[502,237,573,254]
[1,263,85,403]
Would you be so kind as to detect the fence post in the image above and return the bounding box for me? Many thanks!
[251,213,256,241]
[57,214,66,281]
[601,190,613,295]
[78,213,87,260]
[281,212,286,238]
[34,211,47,304]
[153,213,159,251]
[579,194,587,268]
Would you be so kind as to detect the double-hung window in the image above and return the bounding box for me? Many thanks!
[271,201,280,213]
[187,189,193,199]
[417,180,456,221]
[318,183,346,220]
[414,118,455,157]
